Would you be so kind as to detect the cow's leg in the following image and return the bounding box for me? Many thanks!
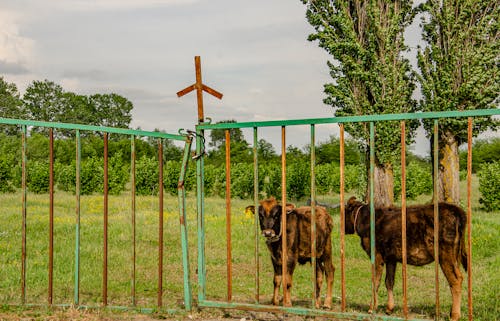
[369,253,384,313]
[385,261,396,314]
[314,261,324,309]
[439,249,463,321]
[322,251,335,309]
[283,260,296,307]
[272,272,282,306]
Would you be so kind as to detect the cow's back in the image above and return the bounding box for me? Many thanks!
[373,203,466,266]
[294,206,333,263]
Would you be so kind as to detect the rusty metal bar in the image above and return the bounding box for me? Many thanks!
[253,127,260,304]
[21,125,27,305]
[339,124,346,312]
[310,125,317,309]
[225,130,232,302]
[103,132,109,306]
[281,126,288,306]
[158,139,164,308]
[130,135,136,306]
[48,128,54,305]
[400,121,408,319]
[433,120,440,319]
[74,130,81,305]
[466,118,473,320]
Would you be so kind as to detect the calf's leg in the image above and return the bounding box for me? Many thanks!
[322,251,335,309]
[272,273,282,306]
[439,251,463,321]
[369,253,385,313]
[314,261,324,309]
[384,262,396,314]
[283,260,296,307]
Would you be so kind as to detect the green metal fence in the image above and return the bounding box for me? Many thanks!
[0,117,193,312]
[194,109,499,321]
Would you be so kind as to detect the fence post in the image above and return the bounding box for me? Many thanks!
[178,135,193,311]
[21,125,27,305]
[74,130,81,305]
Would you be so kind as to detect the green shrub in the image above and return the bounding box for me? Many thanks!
[259,163,282,199]
[135,156,159,196]
[80,157,104,195]
[394,162,433,200]
[27,161,50,194]
[107,152,129,195]
[204,164,226,197]
[478,161,500,212]
[231,163,254,199]
[315,163,340,194]
[56,162,76,192]
[0,157,15,193]
[345,164,366,195]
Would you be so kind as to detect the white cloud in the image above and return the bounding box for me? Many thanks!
[0,11,35,74]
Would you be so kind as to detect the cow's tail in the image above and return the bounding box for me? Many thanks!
[460,233,468,271]
[456,206,468,271]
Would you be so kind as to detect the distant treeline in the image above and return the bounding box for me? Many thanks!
[1,132,499,206]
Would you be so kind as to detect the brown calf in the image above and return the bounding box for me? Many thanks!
[345,197,467,321]
[247,197,335,309]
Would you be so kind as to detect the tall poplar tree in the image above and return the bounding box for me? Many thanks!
[418,0,499,204]
[302,0,418,207]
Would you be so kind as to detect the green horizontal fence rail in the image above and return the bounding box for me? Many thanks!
[194,108,500,321]
[0,117,193,312]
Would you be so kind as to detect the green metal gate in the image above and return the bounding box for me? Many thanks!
[0,117,193,312]
[194,109,499,321]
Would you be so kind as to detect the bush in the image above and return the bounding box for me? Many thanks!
[394,162,433,200]
[135,156,159,196]
[0,157,15,193]
[231,163,254,199]
[478,161,500,212]
[80,157,104,195]
[315,163,340,194]
[27,161,50,194]
[107,152,129,195]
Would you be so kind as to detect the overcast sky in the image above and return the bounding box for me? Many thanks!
[1,0,433,154]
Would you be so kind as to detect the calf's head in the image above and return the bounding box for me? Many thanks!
[245,197,295,242]
[344,196,364,234]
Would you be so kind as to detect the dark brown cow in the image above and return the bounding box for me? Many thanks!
[246,197,335,308]
[345,197,467,321]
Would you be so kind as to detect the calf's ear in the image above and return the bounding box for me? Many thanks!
[347,196,357,205]
[245,205,255,215]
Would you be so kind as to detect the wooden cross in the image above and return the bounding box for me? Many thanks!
[177,56,223,123]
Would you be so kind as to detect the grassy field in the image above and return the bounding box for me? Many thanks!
[0,177,498,320]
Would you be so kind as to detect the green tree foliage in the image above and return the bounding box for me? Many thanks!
[23,80,66,129]
[302,0,418,207]
[208,120,246,148]
[460,138,500,172]
[22,79,134,136]
[88,93,132,128]
[257,138,278,162]
[417,0,499,203]
[0,77,25,135]
[314,135,362,165]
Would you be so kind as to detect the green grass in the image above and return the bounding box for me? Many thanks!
[0,177,498,320]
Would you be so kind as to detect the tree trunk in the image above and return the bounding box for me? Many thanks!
[366,163,395,208]
[437,131,460,205]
